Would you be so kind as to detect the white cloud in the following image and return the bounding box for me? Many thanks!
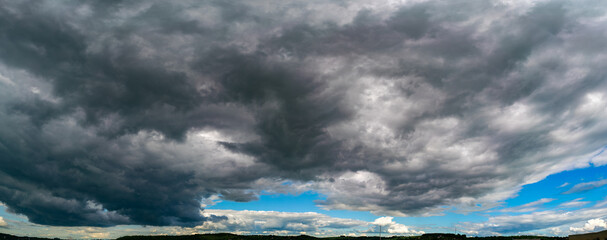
[0,209,389,238]
[200,195,222,208]
[559,198,590,208]
[461,203,607,235]
[575,92,606,118]
[313,171,389,212]
[64,228,111,239]
[489,102,546,133]
[388,223,416,234]
[197,209,369,236]
[570,218,607,233]
[590,147,607,167]
[373,217,393,226]
[371,217,424,235]
[194,210,425,236]
[0,216,7,227]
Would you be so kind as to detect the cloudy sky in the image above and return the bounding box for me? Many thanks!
[1,0,607,238]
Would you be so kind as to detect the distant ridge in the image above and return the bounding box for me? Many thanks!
[0,232,569,240]
[117,233,319,240]
[0,233,59,240]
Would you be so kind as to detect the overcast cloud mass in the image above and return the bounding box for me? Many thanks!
[1,0,607,237]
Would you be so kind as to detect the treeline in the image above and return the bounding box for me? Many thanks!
[116,233,567,240]
[469,236,567,240]
[0,232,569,240]
[0,233,61,240]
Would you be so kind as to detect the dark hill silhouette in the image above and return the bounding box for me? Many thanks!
[0,233,60,240]
[0,232,568,240]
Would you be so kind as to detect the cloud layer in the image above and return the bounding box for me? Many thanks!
[0,0,606,228]
[0,209,423,238]
[197,210,370,235]
[461,200,607,235]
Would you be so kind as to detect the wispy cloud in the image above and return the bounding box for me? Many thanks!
[461,203,607,235]
[558,198,590,208]
[498,198,556,213]
[0,73,14,86]
[563,180,607,194]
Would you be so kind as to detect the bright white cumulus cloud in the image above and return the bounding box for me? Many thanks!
[0,216,7,227]
[373,217,394,226]
[372,217,424,235]
[570,218,607,233]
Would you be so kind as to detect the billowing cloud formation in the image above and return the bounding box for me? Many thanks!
[570,218,607,233]
[371,217,423,235]
[373,217,394,226]
[1,0,607,228]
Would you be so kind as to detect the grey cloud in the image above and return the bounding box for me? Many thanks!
[0,110,248,226]
[0,0,607,230]
[219,189,259,202]
[0,1,201,139]
[563,180,607,194]
[194,47,352,176]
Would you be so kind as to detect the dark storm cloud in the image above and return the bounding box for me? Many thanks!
[195,48,351,174]
[248,0,605,215]
[0,1,256,225]
[0,1,207,140]
[0,113,233,226]
[0,0,607,229]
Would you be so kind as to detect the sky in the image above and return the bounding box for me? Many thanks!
[0,0,607,239]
